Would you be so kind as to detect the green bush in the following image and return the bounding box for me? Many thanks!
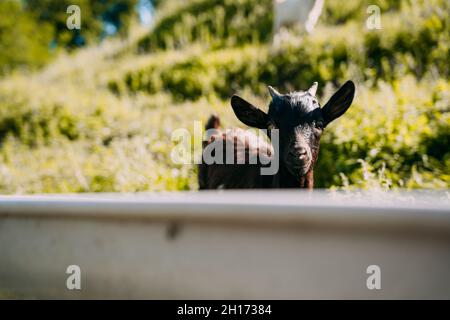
[0,0,53,75]
[315,77,450,189]
[116,0,448,102]
[321,0,401,25]
[138,0,273,51]
[0,0,448,193]
[0,78,142,146]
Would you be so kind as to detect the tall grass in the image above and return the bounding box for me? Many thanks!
[0,0,448,193]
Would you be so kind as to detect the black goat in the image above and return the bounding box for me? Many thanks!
[199,81,355,189]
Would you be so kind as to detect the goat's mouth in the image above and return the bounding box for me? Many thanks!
[289,164,310,177]
[285,155,311,177]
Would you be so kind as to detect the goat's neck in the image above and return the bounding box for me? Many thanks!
[300,170,314,190]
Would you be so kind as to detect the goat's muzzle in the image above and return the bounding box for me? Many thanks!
[284,145,312,177]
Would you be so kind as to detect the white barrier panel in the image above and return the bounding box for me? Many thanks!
[0,191,449,299]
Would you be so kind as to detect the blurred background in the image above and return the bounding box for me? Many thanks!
[0,0,448,194]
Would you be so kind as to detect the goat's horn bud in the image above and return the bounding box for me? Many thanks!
[308,82,318,96]
[268,86,281,99]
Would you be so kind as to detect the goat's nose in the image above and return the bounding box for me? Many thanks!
[296,147,307,157]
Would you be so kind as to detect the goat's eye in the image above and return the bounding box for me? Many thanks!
[314,122,323,135]
[314,121,324,131]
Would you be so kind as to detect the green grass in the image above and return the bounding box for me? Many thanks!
[0,0,448,193]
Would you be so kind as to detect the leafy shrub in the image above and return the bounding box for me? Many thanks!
[0,0,448,194]
[117,0,448,102]
[315,76,450,189]
[0,0,53,75]
[138,0,273,51]
[321,0,401,25]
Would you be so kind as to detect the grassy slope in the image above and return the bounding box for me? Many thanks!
[0,0,448,193]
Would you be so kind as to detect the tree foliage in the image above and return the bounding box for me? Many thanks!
[0,0,448,193]
[0,0,139,75]
[24,0,138,47]
[0,0,53,74]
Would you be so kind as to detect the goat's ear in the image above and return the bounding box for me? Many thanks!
[321,81,355,126]
[230,95,269,129]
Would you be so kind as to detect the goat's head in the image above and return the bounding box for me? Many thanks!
[230,81,355,179]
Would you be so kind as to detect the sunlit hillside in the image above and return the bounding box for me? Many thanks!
[0,0,448,193]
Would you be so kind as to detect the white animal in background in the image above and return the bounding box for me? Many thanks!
[273,0,324,34]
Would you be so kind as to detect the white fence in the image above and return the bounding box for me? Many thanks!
[0,191,449,299]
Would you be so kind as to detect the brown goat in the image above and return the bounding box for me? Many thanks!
[199,81,355,189]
